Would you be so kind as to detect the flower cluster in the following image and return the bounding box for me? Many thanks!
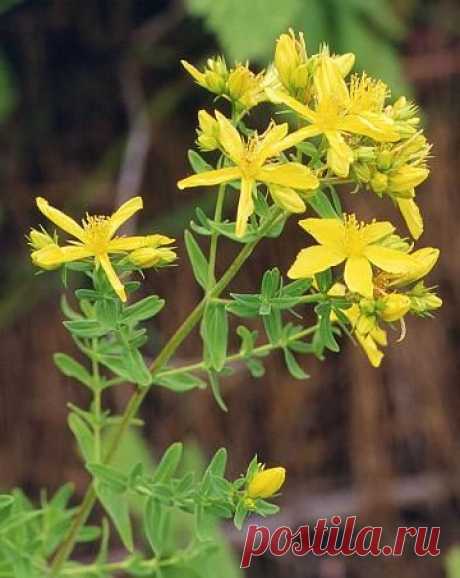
[29,197,176,302]
[179,29,441,367]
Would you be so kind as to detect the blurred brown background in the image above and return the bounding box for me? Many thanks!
[0,1,459,576]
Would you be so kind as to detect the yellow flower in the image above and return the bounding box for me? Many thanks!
[345,304,388,367]
[391,247,439,286]
[196,110,219,151]
[267,50,399,177]
[177,112,319,237]
[380,293,411,322]
[274,29,309,98]
[247,467,286,499]
[226,64,266,110]
[32,196,171,302]
[128,241,176,269]
[181,57,227,94]
[28,227,57,251]
[288,214,415,298]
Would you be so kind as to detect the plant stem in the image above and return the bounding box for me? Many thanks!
[207,184,226,289]
[49,209,284,575]
[156,325,318,379]
[91,338,102,462]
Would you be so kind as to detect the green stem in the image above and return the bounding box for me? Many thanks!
[91,338,102,462]
[156,325,318,379]
[207,184,226,289]
[49,209,285,575]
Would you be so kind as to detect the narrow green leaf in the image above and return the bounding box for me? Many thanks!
[87,463,128,493]
[63,319,107,338]
[122,296,165,323]
[208,370,228,412]
[283,348,309,380]
[188,149,213,173]
[96,483,133,552]
[144,497,170,556]
[152,442,183,483]
[201,302,228,371]
[184,230,209,290]
[155,372,207,392]
[68,413,93,462]
[53,353,93,388]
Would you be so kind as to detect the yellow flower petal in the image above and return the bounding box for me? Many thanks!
[362,221,395,244]
[215,111,244,163]
[314,53,349,106]
[356,333,384,367]
[181,59,205,85]
[257,163,319,190]
[108,235,155,252]
[344,255,373,297]
[108,197,143,237]
[389,166,429,193]
[265,88,316,122]
[339,113,399,142]
[270,124,322,156]
[364,245,414,274]
[397,198,424,240]
[255,123,289,164]
[98,254,126,302]
[298,217,345,247]
[333,53,355,77]
[395,247,439,285]
[287,245,344,279]
[32,244,93,269]
[325,131,354,177]
[269,185,306,213]
[177,166,241,189]
[235,178,254,238]
[36,197,85,241]
[247,467,286,499]
[381,293,411,322]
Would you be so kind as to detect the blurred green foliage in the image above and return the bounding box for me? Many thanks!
[185,0,410,94]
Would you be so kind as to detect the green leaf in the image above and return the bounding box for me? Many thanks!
[53,353,93,388]
[68,413,93,462]
[201,302,228,371]
[283,348,309,380]
[144,497,170,556]
[95,483,133,552]
[262,309,283,344]
[122,296,165,324]
[318,305,340,352]
[63,319,107,338]
[246,357,265,378]
[227,294,261,318]
[155,372,207,392]
[308,190,340,219]
[194,502,215,541]
[233,499,247,530]
[87,464,128,493]
[123,347,152,387]
[205,448,227,478]
[95,299,119,328]
[188,149,213,173]
[152,442,183,483]
[236,325,257,356]
[184,230,209,290]
[255,500,280,516]
[208,370,228,412]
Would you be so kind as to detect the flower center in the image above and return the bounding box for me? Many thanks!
[342,214,367,256]
[82,215,112,255]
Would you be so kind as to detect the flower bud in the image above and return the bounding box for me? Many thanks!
[28,227,56,250]
[388,166,429,194]
[381,293,411,322]
[370,171,388,194]
[376,150,393,171]
[352,162,371,182]
[129,247,176,269]
[409,286,443,315]
[196,110,219,151]
[274,30,308,91]
[333,52,355,77]
[247,467,286,499]
[394,247,439,286]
